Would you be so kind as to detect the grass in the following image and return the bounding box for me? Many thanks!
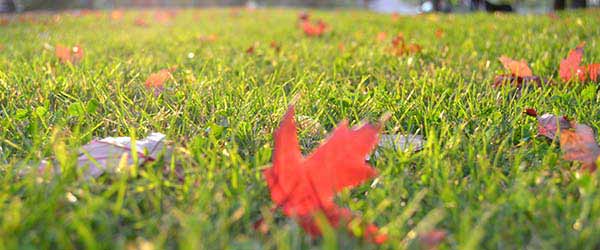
[1,7,600,250]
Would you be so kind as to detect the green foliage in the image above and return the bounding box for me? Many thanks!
[0,9,600,250]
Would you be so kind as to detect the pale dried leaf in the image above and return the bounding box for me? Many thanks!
[378,134,424,152]
[39,133,167,178]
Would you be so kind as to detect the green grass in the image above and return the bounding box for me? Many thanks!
[1,7,600,250]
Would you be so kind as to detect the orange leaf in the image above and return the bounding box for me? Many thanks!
[498,56,533,77]
[492,75,546,88]
[270,41,281,52]
[376,32,387,42]
[390,33,421,56]
[134,16,148,27]
[337,42,345,53]
[245,45,255,54]
[55,44,84,64]
[154,10,176,24]
[0,17,9,26]
[110,10,124,21]
[264,105,386,243]
[434,28,444,38]
[145,68,175,91]
[198,34,218,42]
[55,44,71,63]
[301,20,328,37]
[71,45,84,63]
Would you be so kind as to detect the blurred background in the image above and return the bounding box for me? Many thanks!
[0,0,598,13]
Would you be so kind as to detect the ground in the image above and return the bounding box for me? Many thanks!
[0,8,600,250]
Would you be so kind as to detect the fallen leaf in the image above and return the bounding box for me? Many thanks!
[198,34,218,42]
[40,133,168,178]
[524,108,570,140]
[434,28,444,38]
[390,33,421,56]
[493,56,550,88]
[71,45,84,63]
[300,20,328,37]
[134,16,148,27]
[145,68,176,93]
[587,63,600,82]
[298,11,310,21]
[499,56,533,77]
[263,105,386,243]
[55,44,70,63]
[245,44,255,54]
[52,14,62,23]
[378,134,425,152]
[154,10,175,24]
[337,42,345,53]
[270,41,281,52]
[253,218,269,235]
[419,229,447,250]
[492,75,548,88]
[229,8,241,17]
[110,10,124,20]
[560,121,600,172]
[55,44,84,64]
[376,32,387,42]
[559,42,586,82]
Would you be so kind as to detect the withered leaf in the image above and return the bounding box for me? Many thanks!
[39,133,168,178]
[560,122,600,172]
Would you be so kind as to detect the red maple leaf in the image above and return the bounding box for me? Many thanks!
[264,105,386,244]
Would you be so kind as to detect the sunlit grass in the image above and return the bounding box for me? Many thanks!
[0,8,599,250]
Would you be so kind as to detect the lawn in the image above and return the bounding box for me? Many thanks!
[1,7,600,250]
